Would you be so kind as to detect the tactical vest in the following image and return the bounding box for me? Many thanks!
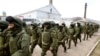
[58,31,64,41]
[75,27,81,35]
[42,30,52,45]
[50,28,58,47]
[31,28,38,43]
[68,28,75,35]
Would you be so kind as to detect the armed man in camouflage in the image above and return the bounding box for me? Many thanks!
[68,23,76,49]
[30,23,39,54]
[83,23,90,40]
[50,23,59,56]
[57,25,67,52]
[6,16,30,56]
[41,22,52,56]
[0,21,10,56]
[23,22,32,36]
[62,23,69,44]
[88,24,94,38]
[74,22,82,44]
[37,24,43,48]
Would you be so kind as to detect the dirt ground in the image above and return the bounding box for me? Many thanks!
[32,30,100,56]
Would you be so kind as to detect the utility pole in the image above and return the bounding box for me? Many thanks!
[49,0,53,5]
[84,3,87,19]
[48,0,53,19]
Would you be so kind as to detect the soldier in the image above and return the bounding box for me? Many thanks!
[0,21,10,56]
[6,16,30,56]
[83,23,90,40]
[23,22,32,36]
[68,23,76,49]
[57,25,67,52]
[75,22,82,43]
[30,23,39,54]
[41,22,52,56]
[62,23,69,44]
[37,25,43,48]
[50,23,59,56]
[88,24,93,38]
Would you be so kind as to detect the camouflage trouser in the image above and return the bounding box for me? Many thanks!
[51,47,58,56]
[41,45,50,56]
[51,43,58,56]
[3,50,11,56]
[2,46,11,56]
[31,40,37,54]
[83,33,89,40]
[68,37,76,49]
[89,32,93,38]
[76,34,81,43]
[65,37,69,44]
[58,41,66,52]
[0,51,3,56]
[38,37,42,48]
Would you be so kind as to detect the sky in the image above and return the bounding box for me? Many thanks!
[0,0,100,21]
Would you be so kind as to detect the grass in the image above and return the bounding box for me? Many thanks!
[90,41,100,56]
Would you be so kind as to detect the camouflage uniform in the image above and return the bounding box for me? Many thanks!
[83,23,89,40]
[50,24,59,56]
[30,23,39,54]
[74,23,82,44]
[58,26,66,52]
[37,27,43,48]
[6,16,30,56]
[41,22,52,56]
[0,21,8,56]
[23,22,32,36]
[88,24,93,38]
[68,23,76,49]
[0,21,11,56]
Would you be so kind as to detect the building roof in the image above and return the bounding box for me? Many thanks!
[16,5,61,16]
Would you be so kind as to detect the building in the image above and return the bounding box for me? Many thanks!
[0,16,6,21]
[16,0,61,24]
[0,11,7,21]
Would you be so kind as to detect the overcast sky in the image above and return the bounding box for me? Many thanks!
[0,0,100,21]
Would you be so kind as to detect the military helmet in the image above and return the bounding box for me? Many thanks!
[59,25,63,31]
[31,23,38,28]
[70,23,75,28]
[55,23,59,27]
[77,22,81,27]
[62,23,66,27]
[0,21,8,31]
[6,16,23,28]
[42,22,52,29]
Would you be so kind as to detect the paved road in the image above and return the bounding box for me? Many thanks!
[32,30,100,56]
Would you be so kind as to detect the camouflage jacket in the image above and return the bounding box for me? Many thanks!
[9,30,30,56]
